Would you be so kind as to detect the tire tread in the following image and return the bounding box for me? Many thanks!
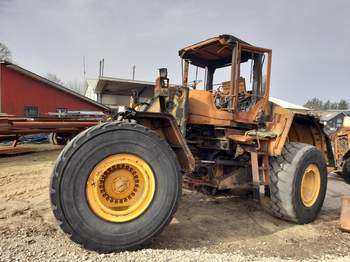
[268,142,326,223]
[50,121,181,252]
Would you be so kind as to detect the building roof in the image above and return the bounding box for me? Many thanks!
[0,60,108,110]
[269,97,310,111]
[321,109,350,116]
[95,76,155,97]
[320,111,346,122]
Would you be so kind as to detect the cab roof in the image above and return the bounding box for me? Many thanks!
[178,34,251,68]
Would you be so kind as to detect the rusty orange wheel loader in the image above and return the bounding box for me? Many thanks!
[50,35,334,252]
[333,116,350,183]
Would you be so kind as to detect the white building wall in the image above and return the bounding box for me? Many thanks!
[85,79,98,101]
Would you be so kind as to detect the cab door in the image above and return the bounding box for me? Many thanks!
[233,45,272,124]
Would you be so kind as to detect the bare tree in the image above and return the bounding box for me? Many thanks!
[0,42,12,61]
[67,80,84,94]
[46,73,65,85]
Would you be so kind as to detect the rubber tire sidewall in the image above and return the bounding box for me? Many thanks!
[292,147,328,224]
[49,132,70,145]
[342,158,350,184]
[269,143,328,224]
[53,123,181,252]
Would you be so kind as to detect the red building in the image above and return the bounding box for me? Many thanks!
[0,61,107,117]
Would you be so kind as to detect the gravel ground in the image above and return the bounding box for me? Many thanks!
[0,145,350,261]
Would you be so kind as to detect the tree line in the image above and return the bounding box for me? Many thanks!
[304,98,349,110]
[46,73,84,94]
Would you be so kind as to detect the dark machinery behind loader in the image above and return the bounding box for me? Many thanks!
[333,117,350,183]
[50,35,333,252]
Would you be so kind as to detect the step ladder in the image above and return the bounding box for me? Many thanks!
[250,151,270,200]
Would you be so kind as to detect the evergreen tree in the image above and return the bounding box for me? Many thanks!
[338,99,349,110]
[303,98,323,110]
[323,100,331,110]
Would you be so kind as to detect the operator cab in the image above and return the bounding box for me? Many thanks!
[179,34,272,124]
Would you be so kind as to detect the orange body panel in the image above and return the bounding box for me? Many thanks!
[187,90,234,126]
[266,104,330,162]
[266,105,295,156]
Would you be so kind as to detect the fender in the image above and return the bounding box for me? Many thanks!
[267,104,334,166]
[131,112,195,173]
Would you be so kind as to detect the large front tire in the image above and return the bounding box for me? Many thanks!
[50,122,181,252]
[269,142,327,224]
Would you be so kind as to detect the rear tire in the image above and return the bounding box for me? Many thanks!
[50,122,181,252]
[269,142,327,224]
[342,158,350,184]
[49,132,72,145]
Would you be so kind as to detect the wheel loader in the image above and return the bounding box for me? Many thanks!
[50,35,333,252]
[332,116,350,183]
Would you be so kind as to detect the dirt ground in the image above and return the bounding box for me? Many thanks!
[1,145,350,261]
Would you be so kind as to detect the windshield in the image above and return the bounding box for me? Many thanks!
[186,64,206,90]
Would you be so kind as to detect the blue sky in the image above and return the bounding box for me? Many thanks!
[0,0,349,104]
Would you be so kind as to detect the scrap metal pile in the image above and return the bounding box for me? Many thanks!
[0,112,106,153]
[0,115,102,139]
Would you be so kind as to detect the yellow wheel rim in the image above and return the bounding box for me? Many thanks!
[86,153,155,222]
[301,164,321,207]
